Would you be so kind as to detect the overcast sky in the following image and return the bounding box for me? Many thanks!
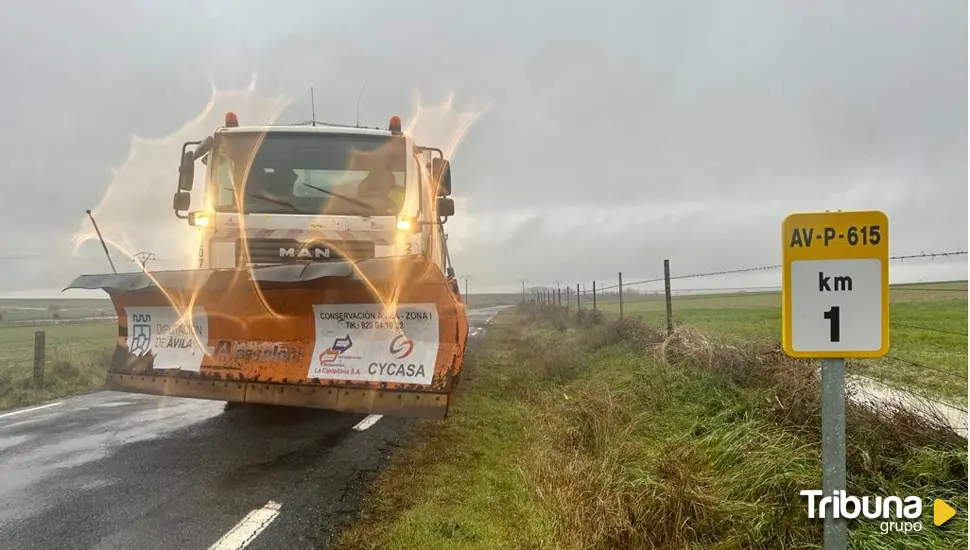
[0,0,966,297]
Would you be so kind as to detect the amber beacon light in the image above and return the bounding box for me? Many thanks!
[389,115,402,135]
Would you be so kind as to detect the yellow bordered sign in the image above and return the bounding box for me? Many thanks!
[781,210,889,358]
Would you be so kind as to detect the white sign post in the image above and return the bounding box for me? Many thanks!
[782,210,889,549]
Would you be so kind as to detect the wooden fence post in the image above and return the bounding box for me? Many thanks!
[33,330,45,388]
[664,259,674,336]
[618,272,624,320]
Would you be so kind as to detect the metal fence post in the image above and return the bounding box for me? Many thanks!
[663,259,673,336]
[576,283,581,310]
[565,286,571,312]
[33,330,45,388]
[618,272,624,320]
[592,281,597,309]
[557,287,562,307]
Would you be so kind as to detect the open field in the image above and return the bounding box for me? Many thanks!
[0,298,115,324]
[340,306,967,549]
[596,281,968,406]
[463,293,521,308]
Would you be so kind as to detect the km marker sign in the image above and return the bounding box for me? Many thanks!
[782,209,890,550]
[782,210,889,358]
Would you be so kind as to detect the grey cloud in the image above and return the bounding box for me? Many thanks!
[0,0,965,295]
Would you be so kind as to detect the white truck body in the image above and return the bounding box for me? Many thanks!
[181,119,452,276]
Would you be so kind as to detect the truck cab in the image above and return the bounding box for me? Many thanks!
[173,113,456,276]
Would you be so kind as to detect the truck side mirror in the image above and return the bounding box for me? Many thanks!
[432,158,452,196]
[178,151,195,191]
[436,197,455,217]
[173,191,191,212]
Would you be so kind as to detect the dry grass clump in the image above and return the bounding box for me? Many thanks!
[656,317,968,510]
[600,316,665,350]
[0,347,112,410]
[576,308,606,328]
[523,306,966,547]
[527,361,819,549]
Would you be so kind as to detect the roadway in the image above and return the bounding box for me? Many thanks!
[0,305,510,550]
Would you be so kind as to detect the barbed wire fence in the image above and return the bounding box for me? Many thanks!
[523,250,968,411]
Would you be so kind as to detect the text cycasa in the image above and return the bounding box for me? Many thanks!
[369,362,426,378]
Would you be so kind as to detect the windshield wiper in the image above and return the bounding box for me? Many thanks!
[301,183,377,215]
[245,191,299,213]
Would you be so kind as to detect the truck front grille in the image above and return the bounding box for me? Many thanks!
[237,238,375,264]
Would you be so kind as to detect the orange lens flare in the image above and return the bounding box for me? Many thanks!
[70,83,485,377]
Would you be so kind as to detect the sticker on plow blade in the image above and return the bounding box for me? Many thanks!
[310,303,439,385]
[125,306,209,372]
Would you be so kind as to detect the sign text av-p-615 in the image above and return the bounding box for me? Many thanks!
[781,210,889,358]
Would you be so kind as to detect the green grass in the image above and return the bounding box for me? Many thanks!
[338,319,559,550]
[338,307,967,549]
[598,281,968,405]
[0,320,117,410]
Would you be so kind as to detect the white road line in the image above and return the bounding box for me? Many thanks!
[0,401,63,420]
[207,501,282,550]
[353,414,383,431]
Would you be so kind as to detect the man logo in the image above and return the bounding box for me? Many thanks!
[390,334,414,359]
[279,246,332,259]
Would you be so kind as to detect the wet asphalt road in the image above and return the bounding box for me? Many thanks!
[0,305,510,550]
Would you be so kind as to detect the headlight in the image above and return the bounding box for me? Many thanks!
[396,217,418,232]
[189,212,211,228]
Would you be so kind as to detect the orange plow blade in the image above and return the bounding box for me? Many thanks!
[66,257,469,418]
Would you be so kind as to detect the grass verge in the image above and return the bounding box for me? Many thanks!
[0,321,115,410]
[338,306,967,549]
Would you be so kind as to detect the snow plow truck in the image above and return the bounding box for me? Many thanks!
[66,112,469,419]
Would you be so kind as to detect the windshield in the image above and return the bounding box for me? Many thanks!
[210,131,407,216]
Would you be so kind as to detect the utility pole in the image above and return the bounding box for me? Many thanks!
[133,251,156,270]
[461,275,471,307]
[310,87,316,127]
